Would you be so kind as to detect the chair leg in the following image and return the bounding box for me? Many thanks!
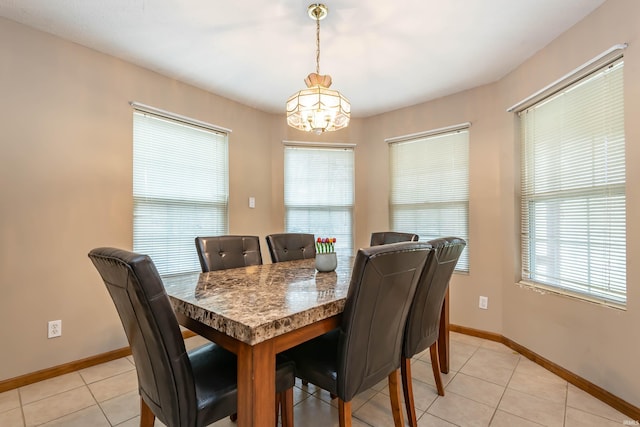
[388,370,405,427]
[400,356,418,427]
[338,399,352,427]
[140,398,155,427]
[430,343,445,396]
[279,388,294,427]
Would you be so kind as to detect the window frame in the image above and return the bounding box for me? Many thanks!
[387,124,470,272]
[283,142,356,255]
[132,103,230,277]
[517,56,626,308]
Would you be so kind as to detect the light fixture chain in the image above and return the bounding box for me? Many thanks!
[315,9,320,75]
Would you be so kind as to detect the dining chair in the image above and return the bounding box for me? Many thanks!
[370,231,419,246]
[285,241,433,427]
[265,233,316,263]
[401,237,466,427]
[88,247,295,427]
[194,235,264,423]
[195,235,262,272]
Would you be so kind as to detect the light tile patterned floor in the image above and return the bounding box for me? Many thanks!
[0,332,633,426]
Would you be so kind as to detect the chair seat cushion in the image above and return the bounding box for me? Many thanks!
[284,329,340,396]
[190,343,236,424]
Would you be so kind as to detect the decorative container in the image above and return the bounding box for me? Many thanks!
[315,252,337,272]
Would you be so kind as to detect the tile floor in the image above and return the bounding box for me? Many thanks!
[0,332,633,427]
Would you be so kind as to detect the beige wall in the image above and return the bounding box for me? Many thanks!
[362,82,508,338]
[0,16,279,379]
[358,0,640,406]
[1,0,638,407]
[498,0,640,406]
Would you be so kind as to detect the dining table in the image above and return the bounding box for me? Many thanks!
[162,255,450,427]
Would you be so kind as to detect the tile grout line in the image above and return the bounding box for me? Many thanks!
[14,335,630,427]
[487,352,522,427]
[18,386,27,427]
[562,378,569,427]
[418,342,480,422]
[78,365,113,426]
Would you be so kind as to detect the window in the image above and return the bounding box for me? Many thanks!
[284,144,355,255]
[389,126,469,272]
[519,58,625,306]
[133,107,229,276]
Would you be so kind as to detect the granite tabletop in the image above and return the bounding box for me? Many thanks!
[163,256,354,345]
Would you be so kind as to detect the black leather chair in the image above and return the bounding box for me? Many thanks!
[88,247,295,427]
[285,242,433,427]
[266,233,316,263]
[370,231,419,246]
[401,237,466,427]
[195,235,262,272]
[194,235,265,423]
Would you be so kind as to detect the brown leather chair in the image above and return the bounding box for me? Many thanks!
[195,235,262,272]
[88,247,295,427]
[285,241,433,427]
[266,233,316,263]
[401,237,466,427]
[370,231,419,246]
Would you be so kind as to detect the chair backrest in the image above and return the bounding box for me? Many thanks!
[370,231,419,246]
[88,248,196,427]
[403,237,466,358]
[195,235,262,272]
[336,241,433,401]
[266,233,316,263]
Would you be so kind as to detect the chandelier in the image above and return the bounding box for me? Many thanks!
[286,4,351,134]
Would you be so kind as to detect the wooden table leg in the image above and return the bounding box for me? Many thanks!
[438,289,450,374]
[236,340,276,427]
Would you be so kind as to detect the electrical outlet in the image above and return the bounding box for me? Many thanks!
[479,296,489,310]
[48,320,62,338]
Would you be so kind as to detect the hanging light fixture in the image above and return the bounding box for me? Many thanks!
[286,4,351,134]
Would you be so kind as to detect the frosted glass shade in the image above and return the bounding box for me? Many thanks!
[286,85,350,134]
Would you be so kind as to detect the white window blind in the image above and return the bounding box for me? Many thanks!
[389,128,469,271]
[284,145,355,255]
[133,109,229,276]
[520,58,625,306]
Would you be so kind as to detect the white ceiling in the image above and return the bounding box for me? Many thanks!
[0,0,605,117]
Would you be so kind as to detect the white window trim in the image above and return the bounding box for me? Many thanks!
[506,43,627,112]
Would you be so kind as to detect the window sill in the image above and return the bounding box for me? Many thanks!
[516,281,626,311]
